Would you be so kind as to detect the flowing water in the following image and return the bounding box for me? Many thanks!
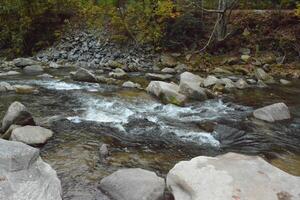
[0,68,300,199]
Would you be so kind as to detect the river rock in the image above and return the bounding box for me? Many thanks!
[0,71,21,77]
[13,58,38,68]
[0,82,14,92]
[109,68,128,79]
[146,81,186,106]
[255,68,275,83]
[0,139,62,200]
[38,73,54,79]
[241,55,251,62]
[220,78,235,89]
[253,102,291,122]
[122,81,141,89]
[203,75,220,87]
[23,65,44,75]
[212,67,232,75]
[1,102,35,133]
[161,54,177,67]
[146,73,173,81]
[179,72,207,101]
[10,125,53,145]
[167,152,300,200]
[100,168,165,200]
[235,78,249,89]
[70,68,97,82]
[14,85,38,94]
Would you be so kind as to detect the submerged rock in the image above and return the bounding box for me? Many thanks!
[14,85,38,94]
[1,102,35,133]
[253,102,291,122]
[11,125,53,145]
[0,139,62,200]
[179,72,207,101]
[70,68,97,83]
[100,168,165,200]
[167,152,300,200]
[146,81,186,106]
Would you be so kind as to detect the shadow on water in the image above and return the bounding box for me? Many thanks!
[1,75,300,199]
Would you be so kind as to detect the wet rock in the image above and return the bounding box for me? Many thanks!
[161,67,176,74]
[1,102,35,133]
[280,79,291,85]
[14,85,38,94]
[146,81,186,106]
[109,68,128,79]
[253,102,291,122]
[167,153,300,200]
[213,83,225,93]
[100,168,165,200]
[13,58,38,68]
[235,78,249,89]
[0,139,62,200]
[161,54,177,67]
[49,62,60,69]
[23,65,44,75]
[70,68,97,83]
[0,71,21,77]
[255,68,275,84]
[146,73,173,81]
[179,72,207,101]
[203,75,220,87]
[122,81,141,89]
[10,125,53,145]
[0,82,14,92]
[246,79,257,85]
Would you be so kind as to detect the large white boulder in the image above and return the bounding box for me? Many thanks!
[10,125,53,145]
[100,168,165,200]
[167,153,300,200]
[179,72,207,101]
[146,81,186,106]
[0,139,62,200]
[253,103,291,122]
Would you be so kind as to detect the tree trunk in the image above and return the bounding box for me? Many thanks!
[216,0,227,41]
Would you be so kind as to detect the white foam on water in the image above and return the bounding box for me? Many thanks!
[174,130,220,147]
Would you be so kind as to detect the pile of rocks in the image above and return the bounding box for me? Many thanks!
[35,30,158,69]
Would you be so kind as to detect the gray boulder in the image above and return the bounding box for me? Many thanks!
[167,152,300,200]
[13,58,38,68]
[100,168,165,200]
[179,72,207,101]
[0,139,62,200]
[11,126,53,145]
[146,81,186,106]
[70,68,97,83]
[255,68,275,84]
[1,102,35,133]
[235,78,249,89]
[253,102,291,122]
[23,65,44,75]
[203,75,220,87]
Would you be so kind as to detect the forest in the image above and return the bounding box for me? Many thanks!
[0,1,300,200]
